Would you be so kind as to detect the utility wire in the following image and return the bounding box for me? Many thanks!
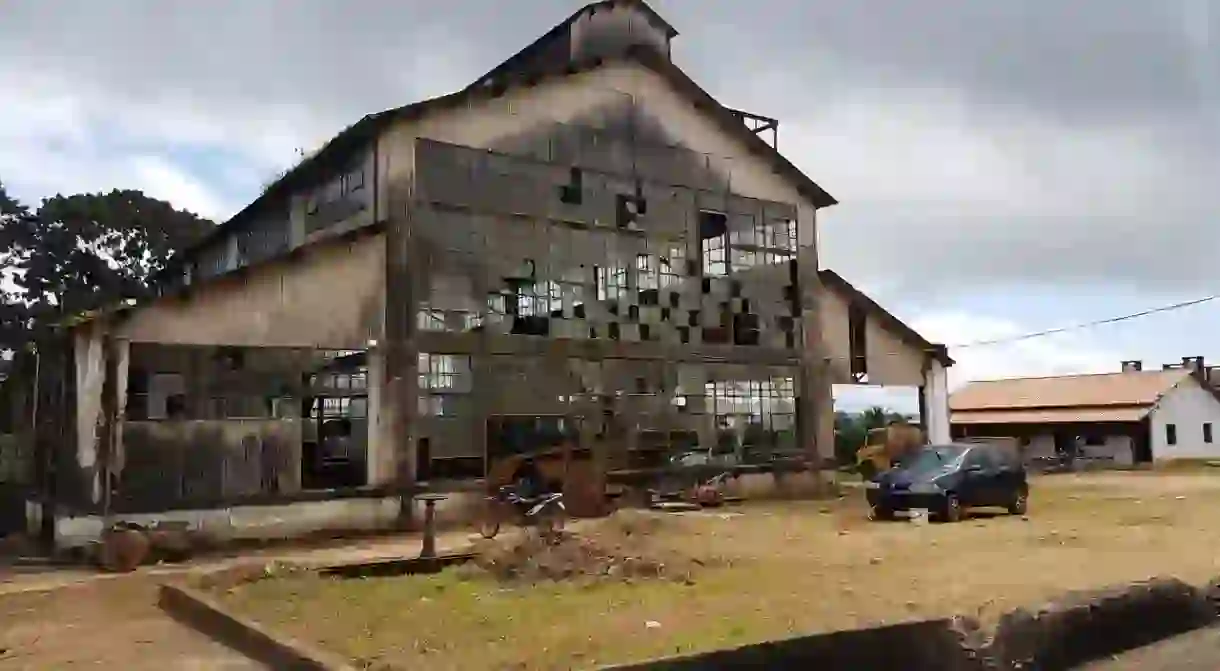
[951,294,1220,349]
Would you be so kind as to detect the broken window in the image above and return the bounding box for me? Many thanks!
[615,187,647,230]
[848,302,868,381]
[595,265,629,301]
[518,281,562,317]
[727,218,796,271]
[346,165,365,193]
[559,168,583,205]
[636,254,658,291]
[699,210,729,277]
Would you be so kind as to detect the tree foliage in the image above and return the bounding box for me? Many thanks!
[833,405,914,464]
[0,182,214,348]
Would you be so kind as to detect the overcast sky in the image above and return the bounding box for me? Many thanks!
[2,0,1218,412]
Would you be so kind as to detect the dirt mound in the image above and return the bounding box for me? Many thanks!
[469,510,712,584]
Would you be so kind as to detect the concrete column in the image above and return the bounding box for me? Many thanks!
[796,208,834,466]
[73,325,104,506]
[924,359,951,444]
[365,346,396,485]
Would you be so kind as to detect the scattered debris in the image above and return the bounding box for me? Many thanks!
[467,510,714,584]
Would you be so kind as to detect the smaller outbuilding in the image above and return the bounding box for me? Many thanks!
[950,362,1220,466]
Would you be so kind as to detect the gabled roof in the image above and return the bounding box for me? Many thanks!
[818,269,953,367]
[950,369,1194,413]
[181,1,837,262]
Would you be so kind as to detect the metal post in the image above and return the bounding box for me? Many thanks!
[416,493,447,560]
[421,500,436,559]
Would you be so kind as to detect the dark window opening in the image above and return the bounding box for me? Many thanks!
[559,168,583,205]
[417,437,432,481]
[848,302,868,381]
[1205,423,1213,444]
[1167,423,1178,446]
[615,193,647,229]
[428,456,484,481]
[699,210,728,277]
[346,166,365,192]
[1083,434,1106,447]
[217,347,245,370]
[165,394,187,419]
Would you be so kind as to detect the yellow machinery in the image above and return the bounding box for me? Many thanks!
[855,421,926,479]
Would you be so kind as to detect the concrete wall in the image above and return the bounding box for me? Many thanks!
[46,492,475,549]
[376,61,832,471]
[73,324,105,505]
[119,419,303,510]
[117,233,385,349]
[379,63,819,222]
[925,360,951,443]
[1151,379,1220,460]
[819,282,926,387]
[190,145,376,285]
[1024,433,1135,466]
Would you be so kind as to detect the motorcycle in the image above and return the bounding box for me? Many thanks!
[478,484,566,540]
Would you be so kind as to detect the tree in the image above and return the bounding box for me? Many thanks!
[0,185,214,348]
[833,405,917,465]
[0,183,32,349]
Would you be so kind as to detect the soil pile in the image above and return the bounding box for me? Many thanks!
[470,510,712,584]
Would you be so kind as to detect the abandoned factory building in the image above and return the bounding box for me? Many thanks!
[4,0,954,547]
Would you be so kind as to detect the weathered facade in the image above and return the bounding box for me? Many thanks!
[1,0,953,546]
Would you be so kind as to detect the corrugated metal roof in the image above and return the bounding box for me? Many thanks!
[952,406,1151,425]
[949,369,1190,411]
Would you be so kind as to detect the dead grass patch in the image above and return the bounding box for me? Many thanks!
[216,473,1220,671]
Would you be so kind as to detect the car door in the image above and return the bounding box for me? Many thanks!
[958,448,1001,507]
[992,447,1025,501]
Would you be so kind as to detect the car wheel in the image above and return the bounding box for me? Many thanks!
[940,494,963,523]
[1008,488,1029,515]
[869,505,893,522]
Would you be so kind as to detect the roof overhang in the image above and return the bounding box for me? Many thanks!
[951,405,1151,425]
[818,269,954,367]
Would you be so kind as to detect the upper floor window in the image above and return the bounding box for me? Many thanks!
[345,166,365,193]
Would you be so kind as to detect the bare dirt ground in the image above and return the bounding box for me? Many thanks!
[0,577,263,670]
[0,528,474,669]
[1084,625,1220,670]
[218,472,1220,670]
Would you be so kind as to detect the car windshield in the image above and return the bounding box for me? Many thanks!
[899,445,969,478]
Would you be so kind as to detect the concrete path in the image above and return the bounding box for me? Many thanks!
[0,529,477,669]
[0,577,264,670]
[0,528,476,596]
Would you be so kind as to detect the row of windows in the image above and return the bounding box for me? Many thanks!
[1164,422,1214,446]
[305,165,366,215]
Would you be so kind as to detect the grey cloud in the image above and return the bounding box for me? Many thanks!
[2,0,1218,297]
[661,0,1220,126]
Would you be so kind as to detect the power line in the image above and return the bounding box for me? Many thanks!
[951,294,1220,349]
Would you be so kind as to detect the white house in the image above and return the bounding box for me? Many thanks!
[949,364,1220,465]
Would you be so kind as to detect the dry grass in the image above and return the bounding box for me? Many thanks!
[217,473,1220,671]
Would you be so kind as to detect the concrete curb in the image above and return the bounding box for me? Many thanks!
[158,583,355,671]
[982,577,1218,670]
[601,618,980,671]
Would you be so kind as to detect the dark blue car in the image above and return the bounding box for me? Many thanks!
[864,442,1029,523]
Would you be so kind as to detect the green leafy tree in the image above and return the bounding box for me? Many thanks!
[0,183,33,349]
[0,186,214,347]
[833,405,916,464]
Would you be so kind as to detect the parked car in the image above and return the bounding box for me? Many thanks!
[863,442,1029,523]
